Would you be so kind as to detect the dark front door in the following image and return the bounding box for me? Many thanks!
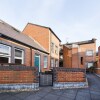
[34,54,40,72]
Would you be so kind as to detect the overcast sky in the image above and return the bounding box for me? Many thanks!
[0,0,100,50]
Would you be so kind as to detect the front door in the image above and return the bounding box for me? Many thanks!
[34,54,40,72]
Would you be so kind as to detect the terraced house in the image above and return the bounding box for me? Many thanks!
[63,38,96,69]
[0,20,50,72]
[22,23,61,70]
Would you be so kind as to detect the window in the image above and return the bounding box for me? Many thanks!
[81,57,83,65]
[86,50,93,56]
[55,60,58,67]
[44,56,48,68]
[51,59,54,67]
[55,46,58,54]
[14,48,24,64]
[87,62,93,68]
[0,44,11,63]
[51,42,54,53]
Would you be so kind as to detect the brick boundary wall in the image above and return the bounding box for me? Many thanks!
[94,68,100,77]
[53,67,88,89]
[0,66,39,92]
[94,68,100,74]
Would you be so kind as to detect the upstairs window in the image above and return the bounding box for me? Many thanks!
[55,46,58,55]
[51,42,54,53]
[14,48,24,64]
[0,44,11,63]
[86,50,93,56]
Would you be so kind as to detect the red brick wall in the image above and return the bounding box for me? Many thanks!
[57,72,85,82]
[22,24,50,52]
[63,43,96,69]
[95,69,100,75]
[25,48,31,66]
[53,68,86,82]
[0,66,38,84]
[98,46,100,68]
[63,46,72,68]
[94,46,100,75]
[0,38,50,72]
[72,48,79,68]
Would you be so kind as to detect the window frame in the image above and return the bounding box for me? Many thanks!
[14,48,24,64]
[51,58,54,67]
[55,45,58,55]
[0,43,11,63]
[44,56,48,68]
[87,62,93,68]
[86,50,93,56]
[51,42,54,53]
[55,60,58,67]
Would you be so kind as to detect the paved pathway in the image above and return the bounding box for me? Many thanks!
[0,74,100,100]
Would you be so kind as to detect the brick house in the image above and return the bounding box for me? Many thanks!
[0,20,49,72]
[22,23,61,69]
[63,38,96,69]
[95,47,100,75]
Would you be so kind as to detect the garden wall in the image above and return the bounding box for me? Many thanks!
[0,66,39,91]
[53,67,88,89]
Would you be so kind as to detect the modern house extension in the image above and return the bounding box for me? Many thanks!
[22,23,61,69]
[63,38,96,69]
[0,20,49,72]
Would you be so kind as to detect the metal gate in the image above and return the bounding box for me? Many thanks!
[39,72,53,86]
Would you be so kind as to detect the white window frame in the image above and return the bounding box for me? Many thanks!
[51,59,54,67]
[0,43,11,63]
[55,45,58,55]
[14,48,24,64]
[44,56,48,68]
[87,62,93,68]
[86,50,93,56]
[55,60,58,67]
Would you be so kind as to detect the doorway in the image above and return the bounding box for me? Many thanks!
[34,54,40,72]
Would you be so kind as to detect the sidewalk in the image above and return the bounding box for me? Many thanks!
[0,74,100,100]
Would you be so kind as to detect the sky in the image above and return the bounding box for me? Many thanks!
[0,0,100,51]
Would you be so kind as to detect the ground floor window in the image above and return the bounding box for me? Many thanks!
[14,48,24,64]
[51,59,54,67]
[44,56,48,68]
[81,57,83,65]
[87,62,93,68]
[0,43,11,63]
[55,60,58,67]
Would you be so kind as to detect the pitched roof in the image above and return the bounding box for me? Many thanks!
[0,20,48,54]
[23,23,61,42]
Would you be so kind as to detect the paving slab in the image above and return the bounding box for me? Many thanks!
[0,74,100,100]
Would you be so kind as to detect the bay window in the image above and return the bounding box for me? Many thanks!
[0,44,11,63]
